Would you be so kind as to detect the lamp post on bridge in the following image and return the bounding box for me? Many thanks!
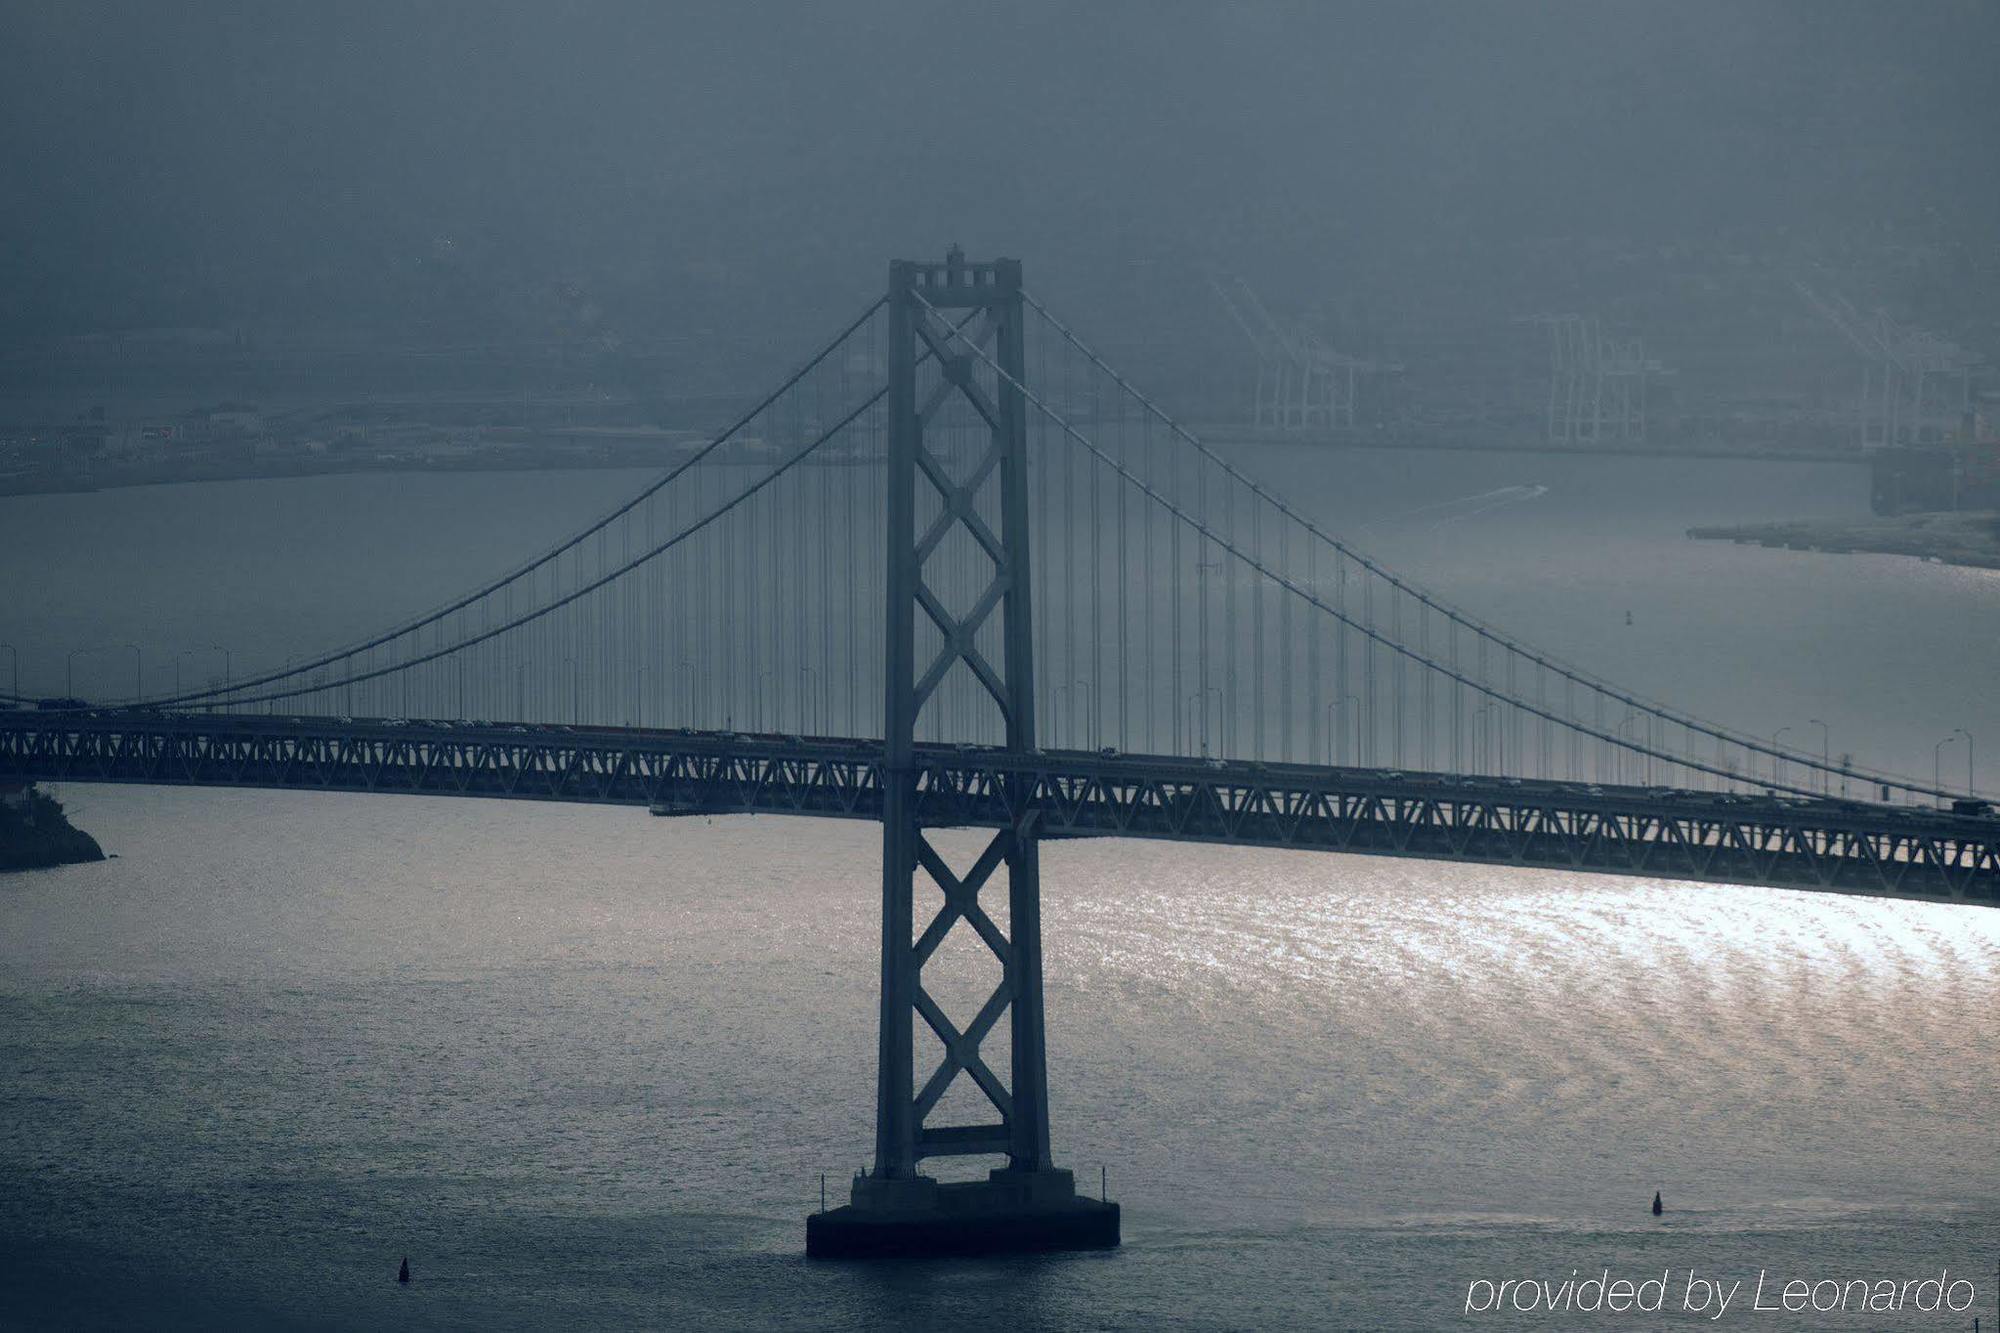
[1324,695,1359,766]
[1194,558,1222,747]
[175,645,232,698]
[1954,728,1974,795]
[1186,687,1224,757]
[1808,719,1830,795]
[1475,701,1513,777]
[1935,735,1957,805]
[1061,679,1095,751]
[1616,712,1644,786]
[65,643,141,701]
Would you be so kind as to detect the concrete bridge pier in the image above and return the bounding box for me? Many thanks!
[810,1164,1117,1259]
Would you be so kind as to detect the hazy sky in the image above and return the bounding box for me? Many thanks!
[2,1,1995,341]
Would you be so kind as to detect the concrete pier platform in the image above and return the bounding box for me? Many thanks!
[807,1167,1119,1259]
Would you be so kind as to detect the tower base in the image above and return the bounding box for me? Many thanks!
[806,1167,1119,1259]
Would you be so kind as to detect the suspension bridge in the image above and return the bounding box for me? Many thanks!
[3,251,1997,1255]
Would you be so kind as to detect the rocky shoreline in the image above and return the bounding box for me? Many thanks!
[0,784,107,872]
[1687,511,2000,572]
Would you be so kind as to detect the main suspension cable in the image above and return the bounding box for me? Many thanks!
[120,295,889,710]
[919,287,1838,802]
[1020,289,1960,802]
[147,306,979,713]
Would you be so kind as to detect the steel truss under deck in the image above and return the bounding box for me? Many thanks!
[5,713,1997,906]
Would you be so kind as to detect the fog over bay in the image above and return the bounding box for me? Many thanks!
[5,4,2000,1328]
[4,2,1996,357]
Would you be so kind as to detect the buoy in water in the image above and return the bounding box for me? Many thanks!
[398,1257,410,1284]
[1651,1191,1663,1216]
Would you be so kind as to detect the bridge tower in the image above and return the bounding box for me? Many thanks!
[807,250,1119,1257]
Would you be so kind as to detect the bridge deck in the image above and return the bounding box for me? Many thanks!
[4,712,1996,906]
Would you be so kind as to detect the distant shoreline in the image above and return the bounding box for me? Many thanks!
[0,450,673,499]
[1687,511,2000,572]
[1,433,1870,500]
[1196,427,1867,466]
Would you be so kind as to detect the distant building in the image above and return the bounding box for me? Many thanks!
[57,431,106,468]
